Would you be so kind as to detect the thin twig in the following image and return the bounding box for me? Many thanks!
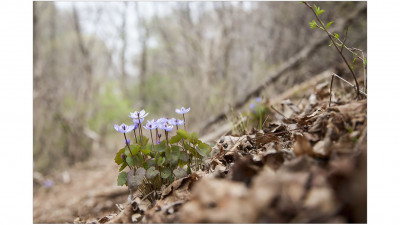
[361,51,367,93]
[270,105,289,120]
[332,73,367,96]
[304,2,360,98]
[329,74,335,107]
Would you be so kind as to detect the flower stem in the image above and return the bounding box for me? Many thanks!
[133,129,138,143]
[165,130,169,146]
[123,133,137,169]
[182,114,186,130]
[150,130,155,151]
[138,122,144,146]
[155,128,159,142]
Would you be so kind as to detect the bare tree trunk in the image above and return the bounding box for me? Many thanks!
[135,2,149,107]
[72,4,93,102]
[33,2,39,78]
[120,2,129,95]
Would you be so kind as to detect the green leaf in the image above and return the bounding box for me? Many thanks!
[161,168,171,179]
[317,9,325,15]
[147,159,156,167]
[155,141,167,153]
[146,166,159,179]
[125,144,140,156]
[196,142,212,157]
[169,134,182,144]
[119,161,127,172]
[184,141,190,150]
[326,21,334,29]
[114,147,126,165]
[124,147,131,157]
[126,156,135,167]
[173,167,187,179]
[309,20,317,28]
[141,147,151,155]
[189,146,196,155]
[157,156,166,166]
[137,136,149,146]
[166,145,180,165]
[179,151,188,162]
[117,171,128,186]
[334,33,339,39]
[142,162,149,170]
[177,129,189,139]
[189,132,198,144]
[329,42,333,47]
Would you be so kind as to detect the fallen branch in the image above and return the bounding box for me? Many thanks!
[329,72,367,107]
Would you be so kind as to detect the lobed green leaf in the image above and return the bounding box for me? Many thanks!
[114,147,126,165]
[155,141,167,153]
[196,142,212,157]
[146,166,159,179]
[157,156,166,166]
[189,132,198,144]
[161,168,171,178]
[126,156,135,167]
[177,129,189,139]
[173,167,187,179]
[169,134,182,144]
[117,171,128,186]
[119,161,127,172]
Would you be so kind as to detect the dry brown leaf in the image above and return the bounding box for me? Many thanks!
[179,178,256,223]
[293,134,314,156]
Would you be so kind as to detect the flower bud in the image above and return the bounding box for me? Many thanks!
[125,139,131,145]
[121,153,126,159]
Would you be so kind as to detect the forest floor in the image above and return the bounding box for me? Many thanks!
[33,74,367,223]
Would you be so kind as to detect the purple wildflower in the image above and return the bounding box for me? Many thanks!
[168,118,184,126]
[175,107,190,114]
[129,109,149,120]
[144,120,157,130]
[132,118,144,125]
[114,123,135,133]
[43,179,54,188]
[255,97,262,103]
[160,122,174,132]
[250,103,256,112]
[125,139,131,145]
[157,117,168,124]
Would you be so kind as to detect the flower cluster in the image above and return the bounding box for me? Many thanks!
[113,106,212,202]
[115,107,190,136]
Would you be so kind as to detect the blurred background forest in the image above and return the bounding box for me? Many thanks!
[33,1,366,176]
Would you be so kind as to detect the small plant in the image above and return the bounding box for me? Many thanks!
[113,107,212,202]
[249,97,270,130]
[226,97,271,135]
[304,1,367,97]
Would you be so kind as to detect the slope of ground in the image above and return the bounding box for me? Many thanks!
[33,74,367,223]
